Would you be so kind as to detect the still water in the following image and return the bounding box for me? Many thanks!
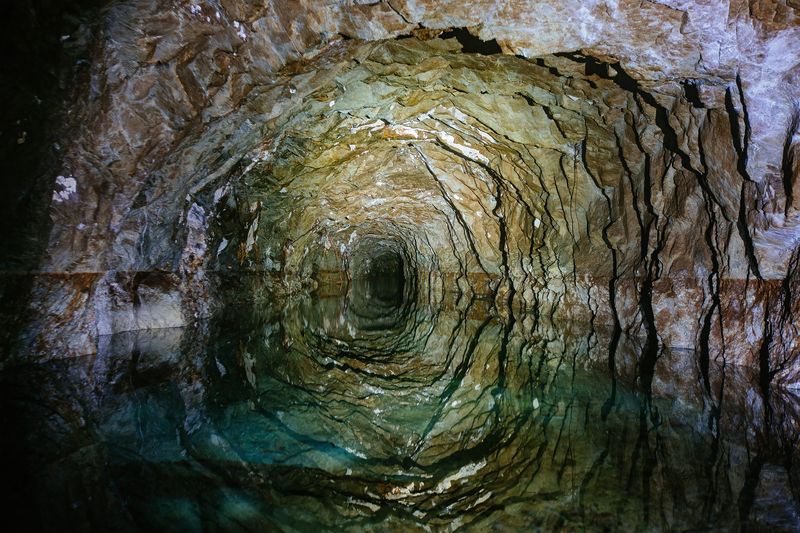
[2,274,799,531]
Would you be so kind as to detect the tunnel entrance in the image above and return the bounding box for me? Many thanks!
[347,237,410,326]
[354,250,406,306]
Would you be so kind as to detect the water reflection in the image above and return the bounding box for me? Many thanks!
[2,287,800,531]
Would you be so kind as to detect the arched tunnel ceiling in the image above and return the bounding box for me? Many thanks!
[46,0,800,273]
[5,0,799,388]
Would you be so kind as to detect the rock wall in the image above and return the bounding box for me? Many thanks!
[2,1,799,388]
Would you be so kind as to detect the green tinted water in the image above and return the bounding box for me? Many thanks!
[2,287,799,531]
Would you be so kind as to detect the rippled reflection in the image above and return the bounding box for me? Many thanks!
[2,286,800,531]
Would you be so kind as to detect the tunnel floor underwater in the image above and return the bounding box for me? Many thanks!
[2,1,800,532]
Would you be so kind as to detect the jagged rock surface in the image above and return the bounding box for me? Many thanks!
[4,0,797,388]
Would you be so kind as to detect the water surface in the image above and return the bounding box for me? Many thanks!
[2,281,799,531]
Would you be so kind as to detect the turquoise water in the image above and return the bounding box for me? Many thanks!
[2,284,799,531]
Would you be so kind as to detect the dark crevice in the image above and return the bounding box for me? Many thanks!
[725,86,746,159]
[682,80,704,108]
[781,110,798,216]
[696,123,724,397]
[580,137,622,420]
[439,28,502,55]
[724,84,763,279]
[384,0,411,24]
[541,105,568,140]
[737,184,763,279]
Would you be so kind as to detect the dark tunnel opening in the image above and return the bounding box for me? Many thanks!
[347,237,412,324]
[358,250,406,305]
